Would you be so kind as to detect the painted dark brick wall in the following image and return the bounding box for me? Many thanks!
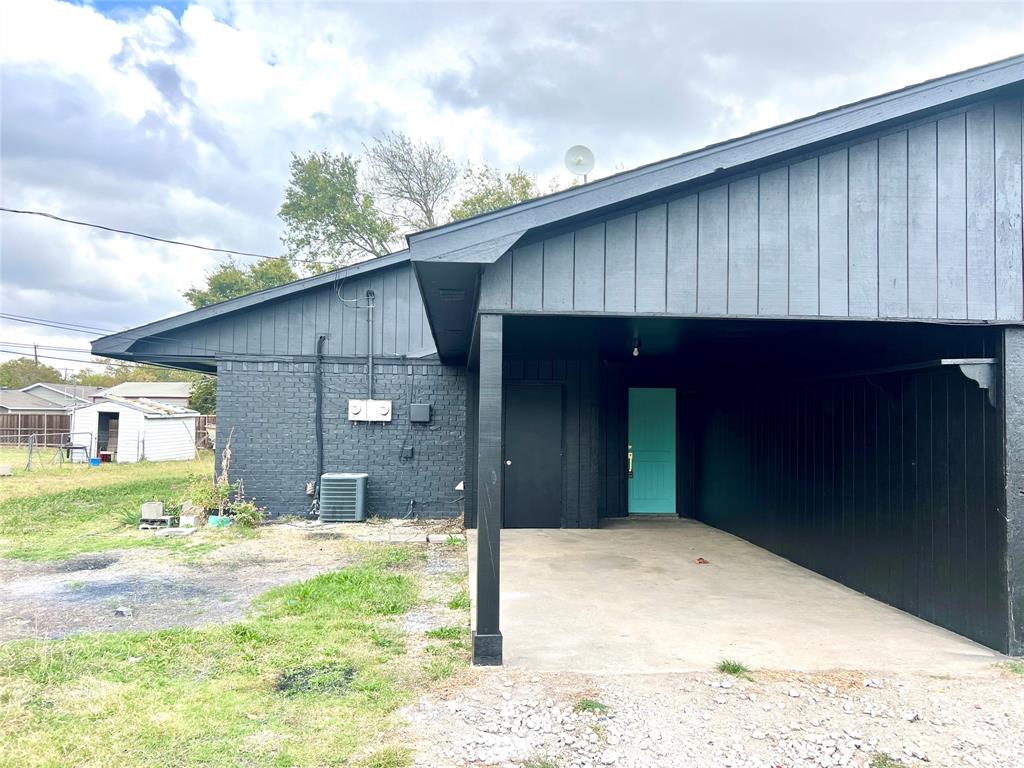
[217,358,466,519]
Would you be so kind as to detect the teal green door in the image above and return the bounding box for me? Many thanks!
[628,388,676,515]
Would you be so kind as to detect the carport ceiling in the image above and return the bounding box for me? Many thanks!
[502,315,998,378]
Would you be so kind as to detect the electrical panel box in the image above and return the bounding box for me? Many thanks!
[409,403,432,423]
[347,399,393,422]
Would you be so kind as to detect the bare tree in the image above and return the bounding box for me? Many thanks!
[364,131,460,230]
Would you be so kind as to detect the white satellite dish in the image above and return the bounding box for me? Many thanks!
[564,145,595,182]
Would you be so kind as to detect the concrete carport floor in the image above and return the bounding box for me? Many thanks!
[467,518,1004,673]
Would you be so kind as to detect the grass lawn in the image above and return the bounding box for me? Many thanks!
[0,451,218,561]
[0,546,469,767]
[0,456,471,767]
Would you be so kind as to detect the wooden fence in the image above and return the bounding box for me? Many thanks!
[0,413,216,449]
[0,414,71,446]
[196,415,216,449]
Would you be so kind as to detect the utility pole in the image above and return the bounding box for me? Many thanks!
[33,344,38,365]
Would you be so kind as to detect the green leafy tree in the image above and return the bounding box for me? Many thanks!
[450,165,542,221]
[75,361,194,388]
[279,151,395,272]
[0,357,63,389]
[189,375,216,414]
[183,258,298,309]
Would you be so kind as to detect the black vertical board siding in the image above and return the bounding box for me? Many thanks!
[695,363,1008,651]
[580,359,600,528]
[475,314,503,639]
[502,355,599,528]
[1003,328,1024,654]
[464,368,479,528]
[933,377,952,624]
[966,105,996,319]
[565,360,581,527]
[477,95,1021,324]
[993,98,1023,321]
[914,375,932,622]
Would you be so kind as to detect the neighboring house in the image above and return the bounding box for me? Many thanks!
[94,57,1024,662]
[94,381,192,408]
[70,395,198,463]
[20,383,101,410]
[0,389,68,415]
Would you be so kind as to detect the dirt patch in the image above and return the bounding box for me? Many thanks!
[0,520,466,642]
[0,525,367,640]
[275,663,357,695]
[52,554,118,573]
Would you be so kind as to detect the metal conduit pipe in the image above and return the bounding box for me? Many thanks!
[366,289,375,399]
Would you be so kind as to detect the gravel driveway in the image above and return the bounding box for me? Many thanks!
[406,666,1023,768]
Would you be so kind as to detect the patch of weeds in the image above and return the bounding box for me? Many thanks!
[447,590,470,611]
[260,565,417,618]
[869,754,909,768]
[369,626,405,653]
[275,662,357,696]
[445,534,466,547]
[65,580,85,591]
[425,657,458,681]
[574,698,609,715]
[426,625,466,641]
[359,746,413,768]
[117,507,142,527]
[1004,660,1024,675]
[365,545,424,569]
[521,759,560,768]
[717,659,753,680]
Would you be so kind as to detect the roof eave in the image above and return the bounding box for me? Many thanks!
[92,250,411,355]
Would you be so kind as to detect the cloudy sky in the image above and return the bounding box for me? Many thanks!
[1,0,1022,373]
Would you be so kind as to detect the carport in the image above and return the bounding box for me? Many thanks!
[462,315,1015,664]
[407,61,1024,665]
[468,519,1005,673]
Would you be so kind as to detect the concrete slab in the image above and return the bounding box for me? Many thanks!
[467,518,1004,674]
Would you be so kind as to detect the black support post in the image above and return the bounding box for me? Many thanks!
[1004,327,1024,656]
[473,313,503,665]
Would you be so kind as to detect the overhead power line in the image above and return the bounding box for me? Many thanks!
[0,206,337,267]
[0,341,95,354]
[0,312,120,335]
[0,347,172,371]
[0,313,233,357]
[0,314,298,363]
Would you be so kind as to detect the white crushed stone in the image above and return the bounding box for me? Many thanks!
[405,668,1024,768]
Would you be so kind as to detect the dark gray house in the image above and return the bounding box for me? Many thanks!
[96,57,1024,664]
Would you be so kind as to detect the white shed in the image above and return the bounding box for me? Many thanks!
[70,395,198,463]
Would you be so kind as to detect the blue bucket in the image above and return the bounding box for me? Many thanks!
[89,457,101,467]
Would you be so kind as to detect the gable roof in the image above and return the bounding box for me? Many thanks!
[97,381,192,399]
[0,389,67,411]
[21,382,101,403]
[408,54,1024,263]
[92,250,411,358]
[92,55,1024,367]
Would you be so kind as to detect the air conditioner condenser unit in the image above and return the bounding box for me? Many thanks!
[319,472,368,522]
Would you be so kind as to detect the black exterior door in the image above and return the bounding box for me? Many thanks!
[503,384,563,528]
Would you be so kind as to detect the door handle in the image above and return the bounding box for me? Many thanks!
[505,459,512,466]
[627,447,634,478]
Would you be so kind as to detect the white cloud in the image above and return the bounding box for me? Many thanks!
[1,0,1022,372]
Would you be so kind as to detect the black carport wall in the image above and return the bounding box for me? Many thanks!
[464,316,1024,663]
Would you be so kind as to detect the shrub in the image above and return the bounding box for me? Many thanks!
[229,498,265,528]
